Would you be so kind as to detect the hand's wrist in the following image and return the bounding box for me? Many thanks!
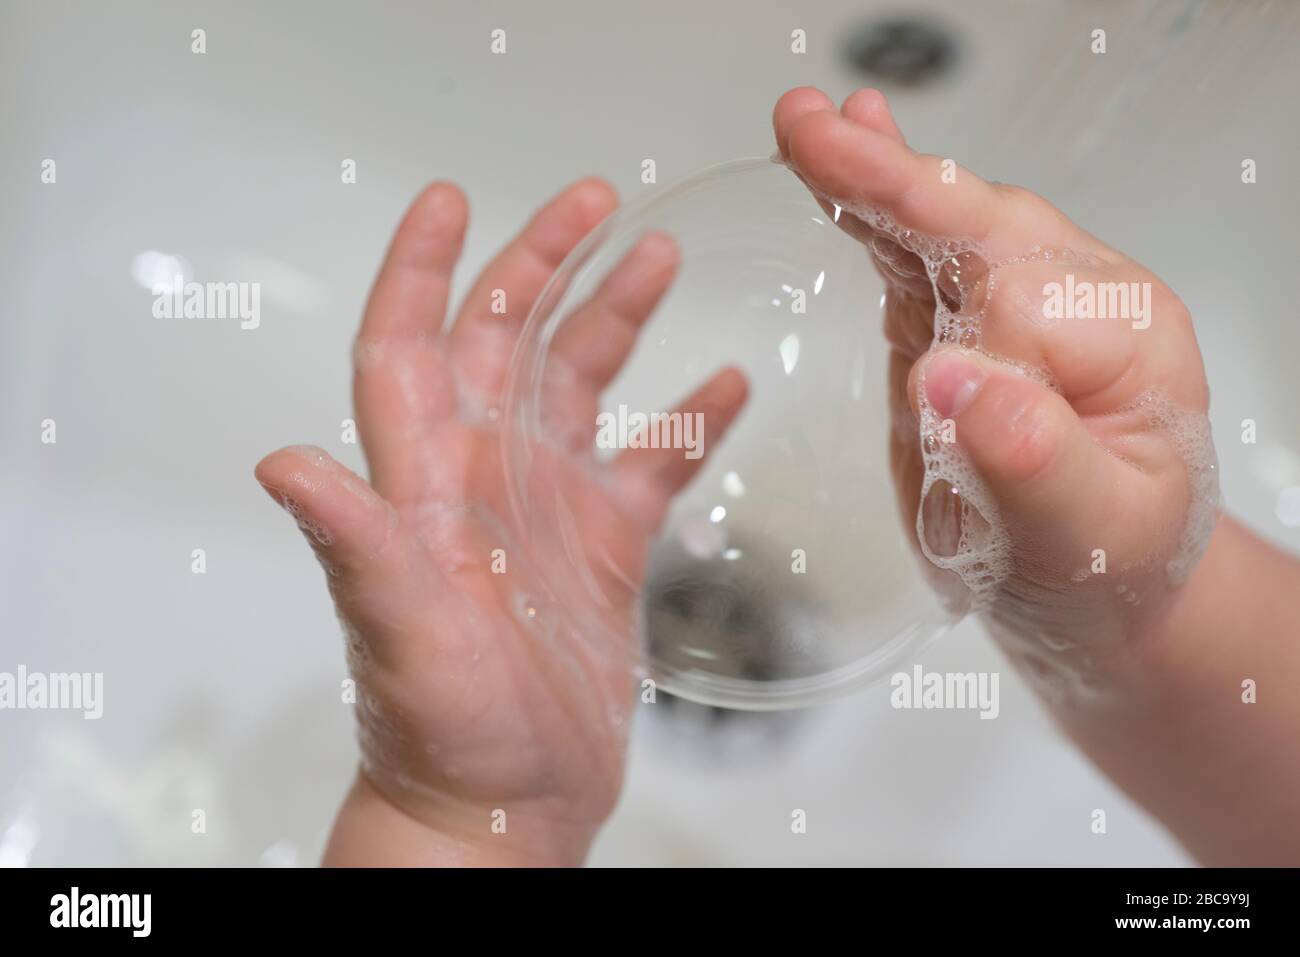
[323,771,595,867]
[1035,515,1300,864]
[1127,513,1250,690]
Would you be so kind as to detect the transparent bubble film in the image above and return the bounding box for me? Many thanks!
[501,158,1219,709]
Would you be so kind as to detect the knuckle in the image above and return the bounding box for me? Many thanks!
[992,182,1067,227]
[990,182,1040,208]
[1000,392,1065,484]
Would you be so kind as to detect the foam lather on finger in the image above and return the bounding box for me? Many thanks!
[809,189,1220,611]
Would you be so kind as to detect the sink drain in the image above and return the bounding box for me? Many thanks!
[843,16,959,86]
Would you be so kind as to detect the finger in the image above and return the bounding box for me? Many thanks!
[353,183,469,503]
[773,89,880,243]
[889,349,974,612]
[547,230,679,392]
[967,260,1143,391]
[449,177,618,401]
[909,350,1154,563]
[840,88,906,144]
[786,108,1014,246]
[360,182,468,341]
[773,86,835,161]
[789,100,1154,411]
[838,90,937,294]
[254,445,442,669]
[883,284,940,359]
[889,346,925,528]
[969,260,1203,420]
[777,89,932,299]
[609,367,750,529]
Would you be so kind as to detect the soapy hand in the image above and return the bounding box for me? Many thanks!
[774,88,1220,703]
[254,180,745,865]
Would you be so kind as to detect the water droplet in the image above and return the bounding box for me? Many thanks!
[512,590,546,628]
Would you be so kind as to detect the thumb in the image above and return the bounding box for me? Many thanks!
[254,445,431,665]
[255,445,396,568]
[910,349,1120,543]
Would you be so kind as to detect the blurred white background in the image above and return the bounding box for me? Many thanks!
[3,0,1298,865]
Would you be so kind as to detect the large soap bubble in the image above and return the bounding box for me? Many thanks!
[502,158,962,709]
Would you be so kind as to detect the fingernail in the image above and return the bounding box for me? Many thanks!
[924,352,986,418]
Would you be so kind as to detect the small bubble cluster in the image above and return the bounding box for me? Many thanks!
[836,197,1013,605]
[825,196,1219,602]
[1120,390,1222,586]
[280,495,333,546]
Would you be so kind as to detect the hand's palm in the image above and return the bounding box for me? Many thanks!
[258,178,745,833]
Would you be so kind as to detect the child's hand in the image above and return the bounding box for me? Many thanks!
[773,90,1300,865]
[254,180,743,865]
[774,88,1219,694]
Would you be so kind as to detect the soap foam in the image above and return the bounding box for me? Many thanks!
[830,197,1013,607]
[822,194,1219,606]
[280,494,334,547]
[1118,390,1222,586]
